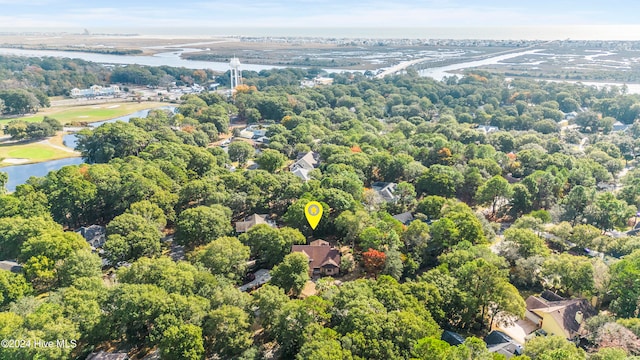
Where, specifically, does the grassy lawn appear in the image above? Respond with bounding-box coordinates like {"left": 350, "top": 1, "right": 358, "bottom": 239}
{"left": 0, "top": 101, "right": 169, "bottom": 125}
{"left": 8, "top": 148, "right": 56, "bottom": 159}
{"left": 0, "top": 142, "right": 78, "bottom": 166}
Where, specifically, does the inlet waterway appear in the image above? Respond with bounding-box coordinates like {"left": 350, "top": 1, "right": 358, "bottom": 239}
{"left": 3, "top": 107, "right": 175, "bottom": 192}
{"left": 0, "top": 47, "right": 281, "bottom": 72}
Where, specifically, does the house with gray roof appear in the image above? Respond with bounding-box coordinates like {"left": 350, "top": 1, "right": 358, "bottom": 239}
{"left": 290, "top": 151, "right": 319, "bottom": 181}
{"left": 75, "top": 225, "right": 107, "bottom": 249}
{"left": 235, "top": 214, "right": 276, "bottom": 233}
{"left": 371, "top": 182, "right": 398, "bottom": 202}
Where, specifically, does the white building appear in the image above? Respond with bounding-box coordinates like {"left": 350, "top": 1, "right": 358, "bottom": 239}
{"left": 71, "top": 85, "right": 121, "bottom": 98}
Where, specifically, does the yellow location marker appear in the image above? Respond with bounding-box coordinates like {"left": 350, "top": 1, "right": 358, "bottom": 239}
{"left": 304, "top": 201, "right": 323, "bottom": 230}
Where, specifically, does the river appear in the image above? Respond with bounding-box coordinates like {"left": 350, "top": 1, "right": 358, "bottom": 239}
{"left": 4, "top": 46, "right": 639, "bottom": 92}
{"left": 0, "top": 47, "right": 282, "bottom": 72}
{"left": 3, "top": 106, "right": 175, "bottom": 192}
{"left": 416, "top": 49, "right": 640, "bottom": 94}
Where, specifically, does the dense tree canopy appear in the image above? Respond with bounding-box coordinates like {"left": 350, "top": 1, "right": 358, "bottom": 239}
{"left": 1, "top": 59, "right": 639, "bottom": 359}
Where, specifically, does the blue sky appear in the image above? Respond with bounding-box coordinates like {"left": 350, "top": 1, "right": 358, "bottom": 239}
{"left": 1, "top": 0, "right": 639, "bottom": 31}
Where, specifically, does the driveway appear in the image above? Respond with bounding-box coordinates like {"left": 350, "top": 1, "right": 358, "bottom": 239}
{"left": 496, "top": 319, "right": 538, "bottom": 345}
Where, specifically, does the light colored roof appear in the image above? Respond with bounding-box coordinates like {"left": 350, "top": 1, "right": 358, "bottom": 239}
{"left": 291, "top": 151, "right": 318, "bottom": 171}
{"left": 372, "top": 182, "right": 397, "bottom": 201}
{"left": 292, "top": 167, "right": 312, "bottom": 181}
{"left": 0, "top": 261, "right": 22, "bottom": 272}
{"left": 392, "top": 212, "right": 414, "bottom": 224}
{"left": 235, "top": 214, "right": 271, "bottom": 233}
{"left": 310, "top": 239, "right": 330, "bottom": 247}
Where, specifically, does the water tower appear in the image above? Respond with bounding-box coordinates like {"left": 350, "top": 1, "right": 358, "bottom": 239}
{"left": 230, "top": 57, "right": 242, "bottom": 90}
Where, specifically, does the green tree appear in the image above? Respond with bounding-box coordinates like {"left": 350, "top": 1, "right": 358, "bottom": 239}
{"left": 19, "top": 230, "right": 89, "bottom": 289}
{"left": 190, "top": 236, "right": 250, "bottom": 282}
{"left": 416, "top": 195, "right": 446, "bottom": 220}
{"left": 203, "top": 305, "right": 252, "bottom": 358}
{"left": 541, "top": 253, "right": 594, "bottom": 297}
{"left": 270, "top": 252, "right": 310, "bottom": 296}
{"left": 0, "top": 270, "right": 32, "bottom": 307}
{"left": 510, "top": 183, "right": 533, "bottom": 217}
{"left": 502, "top": 228, "right": 550, "bottom": 259}
{"left": 252, "top": 284, "right": 290, "bottom": 332}
{"left": 228, "top": 141, "right": 255, "bottom": 165}
{"left": 76, "top": 121, "right": 153, "bottom": 163}
{"left": 524, "top": 335, "right": 586, "bottom": 359}
{"left": 610, "top": 250, "right": 640, "bottom": 318}
{"left": 104, "top": 213, "right": 162, "bottom": 263}
{"left": 58, "top": 249, "right": 102, "bottom": 287}
{"left": 126, "top": 200, "right": 167, "bottom": 231}
{"left": 0, "top": 216, "right": 62, "bottom": 259}
{"left": 429, "top": 217, "right": 460, "bottom": 254}
{"left": 273, "top": 297, "right": 331, "bottom": 357}
{"left": 105, "top": 283, "right": 208, "bottom": 345}
{"left": 562, "top": 185, "right": 595, "bottom": 225}
{"left": 585, "top": 192, "right": 634, "bottom": 231}
{"left": 239, "top": 225, "right": 305, "bottom": 267}
{"left": 174, "top": 205, "right": 233, "bottom": 248}
{"left": 160, "top": 324, "right": 205, "bottom": 360}
{"left": 44, "top": 165, "right": 97, "bottom": 228}
{"left": 476, "top": 175, "right": 512, "bottom": 216}
{"left": 297, "top": 325, "right": 354, "bottom": 360}
{"left": 255, "top": 149, "right": 287, "bottom": 172}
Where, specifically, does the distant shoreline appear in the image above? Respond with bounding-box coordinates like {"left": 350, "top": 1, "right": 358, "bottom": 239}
{"left": 3, "top": 26, "right": 640, "bottom": 41}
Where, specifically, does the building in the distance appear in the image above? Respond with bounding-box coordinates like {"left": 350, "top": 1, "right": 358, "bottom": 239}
{"left": 70, "top": 85, "right": 121, "bottom": 98}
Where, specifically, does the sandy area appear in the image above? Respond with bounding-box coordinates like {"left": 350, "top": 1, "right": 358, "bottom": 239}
{"left": 2, "top": 158, "right": 29, "bottom": 164}
{"left": 107, "top": 105, "right": 121, "bottom": 108}
{"left": 0, "top": 33, "right": 239, "bottom": 55}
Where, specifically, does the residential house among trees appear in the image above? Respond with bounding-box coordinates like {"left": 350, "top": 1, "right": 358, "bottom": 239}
{"left": 372, "top": 182, "right": 398, "bottom": 202}
{"left": 290, "top": 151, "right": 319, "bottom": 182}
{"left": 292, "top": 240, "right": 341, "bottom": 277}
{"left": 235, "top": 214, "right": 275, "bottom": 233}
{"left": 75, "top": 225, "right": 107, "bottom": 249}
{"left": 525, "top": 290, "right": 597, "bottom": 340}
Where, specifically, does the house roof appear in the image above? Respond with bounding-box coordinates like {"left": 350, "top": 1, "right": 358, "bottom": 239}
{"left": 441, "top": 330, "right": 465, "bottom": 346}
{"left": 487, "top": 342, "right": 524, "bottom": 358}
{"left": 310, "top": 239, "right": 330, "bottom": 247}
{"left": 75, "top": 225, "right": 107, "bottom": 248}
{"left": 235, "top": 214, "right": 272, "bottom": 233}
{"left": 371, "top": 182, "right": 397, "bottom": 201}
{"left": 290, "top": 151, "right": 318, "bottom": 171}
{"left": 0, "top": 261, "right": 22, "bottom": 273}
{"left": 392, "top": 211, "right": 414, "bottom": 225}
{"left": 292, "top": 167, "right": 312, "bottom": 181}
{"left": 485, "top": 330, "right": 514, "bottom": 346}
{"left": 292, "top": 244, "right": 341, "bottom": 270}
{"left": 525, "top": 292, "right": 597, "bottom": 338}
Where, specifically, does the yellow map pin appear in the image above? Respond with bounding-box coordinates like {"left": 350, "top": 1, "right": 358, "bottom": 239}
{"left": 305, "top": 201, "right": 323, "bottom": 230}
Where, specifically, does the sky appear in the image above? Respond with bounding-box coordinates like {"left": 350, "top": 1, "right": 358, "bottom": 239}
{"left": 1, "top": 0, "right": 640, "bottom": 37}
